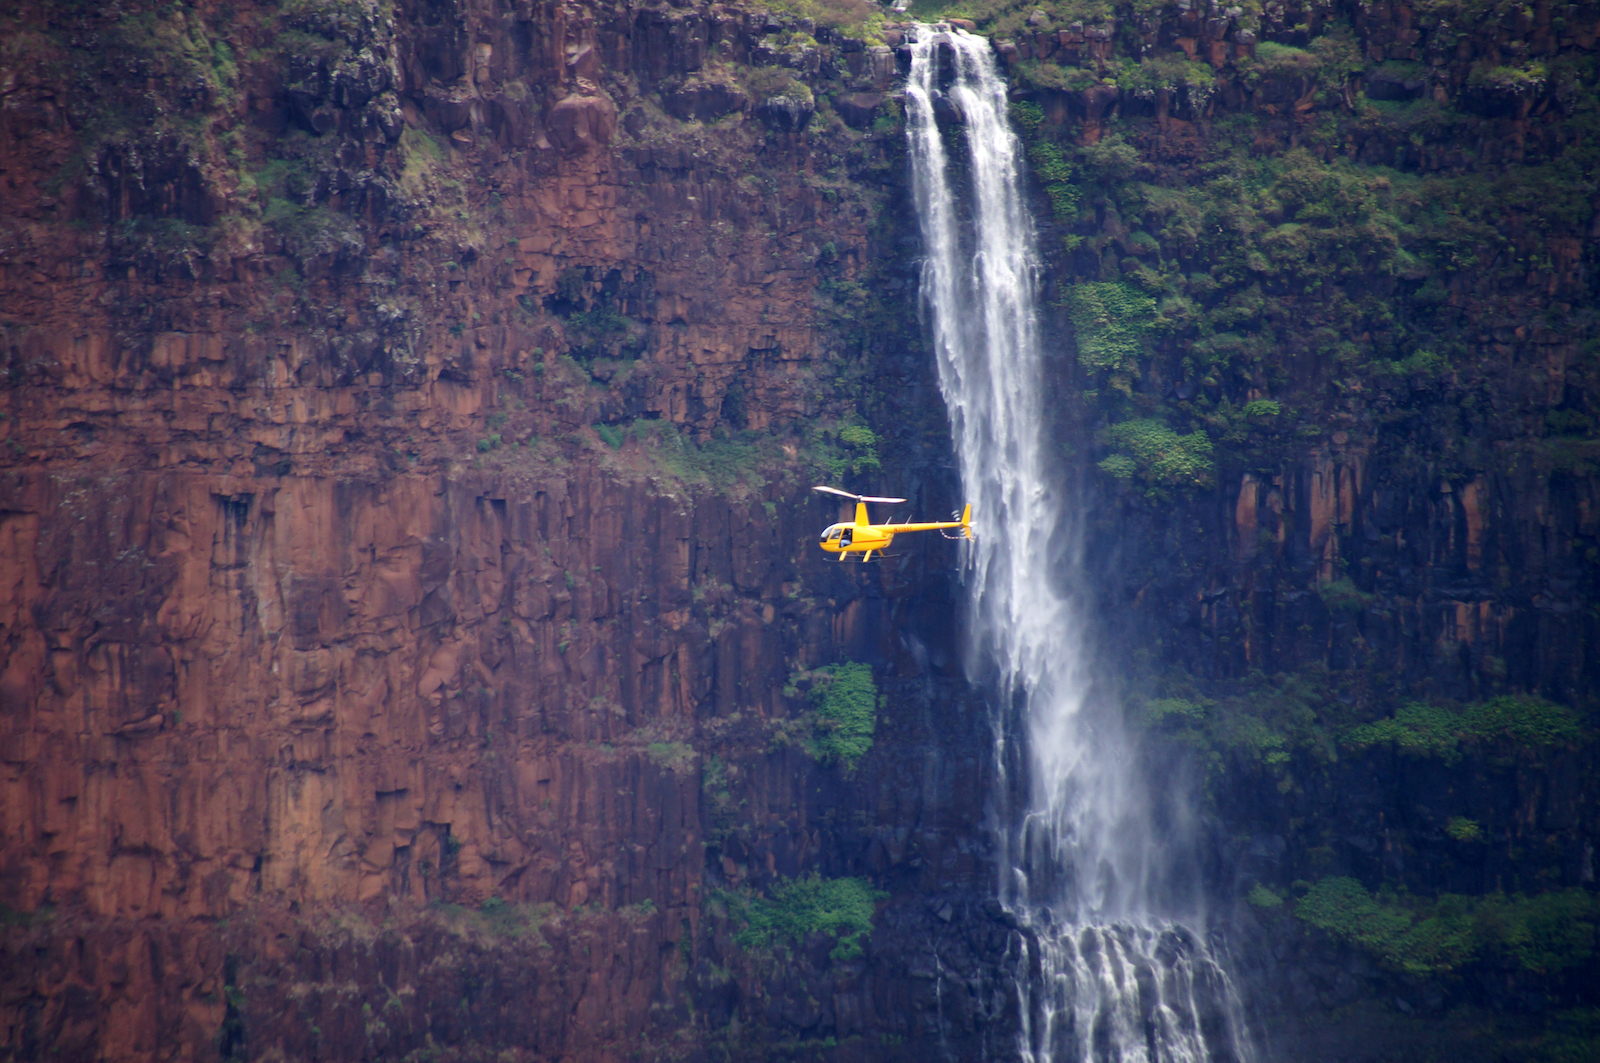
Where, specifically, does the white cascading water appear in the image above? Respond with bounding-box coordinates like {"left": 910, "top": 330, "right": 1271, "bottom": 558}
{"left": 905, "top": 25, "right": 1254, "bottom": 1063}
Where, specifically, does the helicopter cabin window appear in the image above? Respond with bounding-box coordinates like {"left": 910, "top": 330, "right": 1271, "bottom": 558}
{"left": 821, "top": 524, "right": 846, "bottom": 543}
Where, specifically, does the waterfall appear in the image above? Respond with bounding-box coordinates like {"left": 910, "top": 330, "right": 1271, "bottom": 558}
{"left": 904, "top": 25, "right": 1254, "bottom": 1063}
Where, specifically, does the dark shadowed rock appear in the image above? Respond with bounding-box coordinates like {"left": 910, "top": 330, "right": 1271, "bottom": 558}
{"left": 662, "top": 82, "right": 749, "bottom": 122}
{"left": 1365, "top": 66, "right": 1425, "bottom": 101}
{"left": 755, "top": 94, "right": 814, "bottom": 132}
{"left": 835, "top": 91, "right": 883, "bottom": 129}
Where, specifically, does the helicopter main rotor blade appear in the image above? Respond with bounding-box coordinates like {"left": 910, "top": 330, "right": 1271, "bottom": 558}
{"left": 812, "top": 485, "right": 908, "bottom": 504}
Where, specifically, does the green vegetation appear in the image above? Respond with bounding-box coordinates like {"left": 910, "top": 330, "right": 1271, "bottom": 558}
{"left": 742, "top": 65, "right": 816, "bottom": 107}
{"left": 623, "top": 420, "right": 770, "bottom": 488}
{"left": 701, "top": 755, "right": 743, "bottom": 844}
{"left": 830, "top": 424, "right": 882, "bottom": 476}
{"left": 998, "top": 29, "right": 1600, "bottom": 485}
{"left": 1247, "top": 884, "right": 1285, "bottom": 908}
{"left": 429, "top": 897, "right": 550, "bottom": 941}
{"left": 398, "top": 128, "right": 446, "bottom": 197}
{"left": 1295, "top": 878, "right": 1600, "bottom": 977}
{"left": 1345, "top": 697, "right": 1585, "bottom": 762}
{"left": 1061, "top": 282, "right": 1158, "bottom": 385}
{"left": 1098, "top": 418, "right": 1214, "bottom": 493}
{"left": 281, "top": 0, "right": 381, "bottom": 45}
{"left": 803, "top": 662, "right": 880, "bottom": 771}
{"left": 565, "top": 300, "right": 644, "bottom": 361}
{"left": 726, "top": 874, "right": 886, "bottom": 960}
{"left": 1446, "top": 817, "right": 1484, "bottom": 843}
{"left": 1118, "top": 53, "right": 1218, "bottom": 107}
{"left": 0, "top": 903, "right": 53, "bottom": 927}
{"left": 1135, "top": 669, "right": 1342, "bottom": 788}
{"left": 944, "top": 0, "right": 1144, "bottom": 36}
{"left": 1026, "top": 139, "right": 1080, "bottom": 223}
{"left": 565, "top": 415, "right": 886, "bottom": 496}
{"left": 751, "top": 0, "right": 886, "bottom": 42}
{"left": 644, "top": 741, "right": 696, "bottom": 771}
{"left": 1011, "top": 59, "right": 1101, "bottom": 94}
{"left": 1317, "top": 577, "right": 1372, "bottom": 614}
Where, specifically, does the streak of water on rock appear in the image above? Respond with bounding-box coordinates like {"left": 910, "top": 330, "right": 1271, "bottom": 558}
{"left": 905, "top": 24, "right": 1254, "bottom": 1063}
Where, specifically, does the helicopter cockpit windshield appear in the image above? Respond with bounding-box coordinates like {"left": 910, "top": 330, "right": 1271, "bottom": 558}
{"left": 820, "top": 523, "right": 846, "bottom": 543}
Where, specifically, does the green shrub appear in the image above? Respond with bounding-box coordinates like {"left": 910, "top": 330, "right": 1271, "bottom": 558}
{"left": 1446, "top": 817, "right": 1484, "bottom": 842}
{"left": 1248, "top": 884, "right": 1285, "bottom": 908}
{"left": 1295, "top": 877, "right": 1475, "bottom": 974}
{"left": 1345, "top": 697, "right": 1584, "bottom": 760}
{"left": 702, "top": 755, "right": 741, "bottom": 843}
{"left": 1468, "top": 61, "right": 1548, "bottom": 94}
{"left": 1025, "top": 139, "right": 1081, "bottom": 222}
{"left": 742, "top": 65, "right": 815, "bottom": 106}
{"left": 1118, "top": 53, "right": 1218, "bottom": 106}
{"left": 644, "top": 741, "right": 695, "bottom": 770}
{"left": 450, "top": 896, "right": 547, "bottom": 939}
{"left": 1062, "top": 282, "right": 1158, "bottom": 381}
{"left": 262, "top": 197, "right": 362, "bottom": 263}
{"left": 623, "top": 420, "right": 770, "bottom": 489}
{"left": 1318, "top": 577, "right": 1372, "bottom": 614}
{"left": 1079, "top": 133, "right": 1140, "bottom": 181}
{"left": 1099, "top": 419, "right": 1214, "bottom": 491}
{"left": 1010, "top": 101, "right": 1044, "bottom": 131}
{"left": 1247, "top": 41, "right": 1320, "bottom": 79}
{"left": 1346, "top": 702, "right": 1464, "bottom": 760}
{"left": 749, "top": 0, "right": 884, "bottom": 41}
{"left": 1145, "top": 697, "right": 1208, "bottom": 723}
{"left": 1011, "top": 60, "right": 1100, "bottom": 93}
{"left": 807, "top": 662, "right": 879, "bottom": 770}
{"left": 1461, "top": 695, "right": 1584, "bottom": 747}
{"left": 732, "top": 874, "right": 886, "bottom": 960}
{"left": 836, "top": 424, "right": 882, "bottom": 474}
{"left": 1474, "top": 891, "right": 1599, "bottom": 974}
{"left": 1373, "top": 349, "right": 1449, "bottom": 377}
{"left": 1296, "top": 878, "right": 1599, "bottom": 976}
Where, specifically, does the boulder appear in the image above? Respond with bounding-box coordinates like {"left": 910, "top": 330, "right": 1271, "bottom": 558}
{"left": 662, "top": 82, "right": 749, "bottom": 122}
{"left": 834, "top": 91, "right": 883, "bottom": 129}
{"left": 546, "top": 93, "right": 617, "bottom": 152}
{"left": 755, "top": 94, "right": 814, "bottom": 132}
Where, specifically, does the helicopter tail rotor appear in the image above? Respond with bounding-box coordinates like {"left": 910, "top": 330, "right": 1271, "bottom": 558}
{"left": 941, "top": 504, "right": 975, "bottom": 540}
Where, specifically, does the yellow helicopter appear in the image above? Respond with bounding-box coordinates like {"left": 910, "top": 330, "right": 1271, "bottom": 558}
{"left": 814, "top": 485, "right": 972, "bottom": 562}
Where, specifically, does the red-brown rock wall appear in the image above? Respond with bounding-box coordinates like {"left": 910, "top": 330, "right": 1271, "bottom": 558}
{"left": 0, "top": 0, "right": 1003, "bottom": 1058}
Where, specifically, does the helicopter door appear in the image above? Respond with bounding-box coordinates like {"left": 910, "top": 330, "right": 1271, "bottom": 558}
{"left": 839, "top": 528, "right": 852, "bottom": 547}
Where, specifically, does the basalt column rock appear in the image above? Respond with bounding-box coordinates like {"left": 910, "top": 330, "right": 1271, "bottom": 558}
{"left": 0, "top": 0, "right": 1009, "bottom": 1059}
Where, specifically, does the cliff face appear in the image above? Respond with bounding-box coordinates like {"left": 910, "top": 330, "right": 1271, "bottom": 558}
{"left": 985, "top": 0, "right": 1600, "bottom": 1054}
{"left": 0, "top": 0, "right": 1014, "bottom": 1058}
{"left": 3, "top": 0, "right": 1599, "bottom": 1059}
